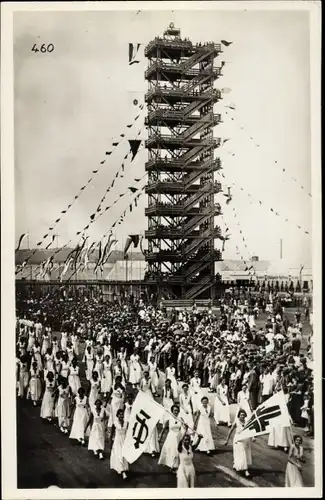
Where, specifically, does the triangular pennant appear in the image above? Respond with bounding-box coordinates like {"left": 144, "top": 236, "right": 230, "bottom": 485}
{"left": 128, "top": 186, "right": 138, "bottom": 194}
{"left": 128, "top": 139, "right": 141, "bottom": 161}
{"left": 127, "top": 124, "right": 133, "bottom": 128}
{"left": 112, "top": 142, "right": 119, "bottom": 147}
{"left": 15, "top": 233, "right": 28, "bottom": 252}
{"left": 105, "top": 152, "right": 112, "bottom": 155}
{"left": 100, "top": 161, "right": 105, "bottom": 165}
{"left": 90, "top": 214, "right": 96, "bottom": 221}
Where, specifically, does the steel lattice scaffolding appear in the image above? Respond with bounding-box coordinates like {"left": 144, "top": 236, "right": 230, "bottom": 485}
{"left": 144, "top": 24, "right": 224, "bottom": 301}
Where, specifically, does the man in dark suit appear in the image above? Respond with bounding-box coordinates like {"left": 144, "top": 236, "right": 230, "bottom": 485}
{"left": 247, "top": 363, "right": 259, "bottom": 410}
{"left": 291, "top": 333, "right": 301, "bottom": 356}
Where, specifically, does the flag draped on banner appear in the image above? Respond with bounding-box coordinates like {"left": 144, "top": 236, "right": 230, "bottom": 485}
{"left": 236, "top": 391, "right": 291, "bottom": 441}
{"left": 122, "top": 391, "right": 165, "bottom": 464}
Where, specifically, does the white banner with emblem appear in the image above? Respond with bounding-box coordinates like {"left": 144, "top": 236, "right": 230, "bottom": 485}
{"left": 122, "top": 390, "right": 165, "bottom": 463}
{"left": 236, "top": 390, "right": 291, "bottom": 441}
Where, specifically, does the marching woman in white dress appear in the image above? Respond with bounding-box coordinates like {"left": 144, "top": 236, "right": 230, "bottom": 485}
{"left": 71, "top": 333, "right": 80, "bottom": 356}
{"left": 69, "top": 387, "right": 89, "bottom": 445}
{"left": 109, "top": 376, "right": 126, "bottom": 426}
{"left": 119, "top": 348, "right": 129, "bottom": 382}
{"left": 68, "top": 358, "right": 81, "bottom": 396}
{"left": 86, "top": 399, "right": 108, "bottom": 460}
{"left": 224, "top": 409, "right": 252, "bottom": 477}
{"left": 166, "top": 363, "right": 178, "bottom": 399}
{"left": 84, "top": 345, "right": 94, "bottom": 381}
{"left": 237, "top": 383, "right": 252, "bottom": 419}
{"left": 214, "top": 379, "right": 231, "bottom": 427}
{"left": 189, "top": 371, "right": 203, "bottom": 415}
{"left": 60, "top": 353, "right": 70, "bottom": 379}
{"left": 40, "top": 371, "right": 56, "bottom": 421}
{"left": 27, "top": 328, "right": 36, "bottom": 353}
{"left": 112, "top": 359, "right": 126, "bottom": 387}
{"left": 60, "top": 331, "right": 68, "bottom": 352}
{"left": 44, "top": 349, "right": 55, "bottom": 377}
{"left": 109, "top": 408, "right": 129, "bottom": 479}
{"left": 66, "top": 341, "right": 75, "bottom": 363}
{"left": 140, "top": 371, "right": 155, "bottom": 397}
{"left": 161, "top": 379, "right": 175, "bottom": 425}
{"left": 285, "top": 435, "right": 304, "bottom": 487}
{"left": 128, "top": 351, "right": 142, "bottom": 387}
{"left": 32, "top": 342, "right": 43, "bottom": 371}
{"left": 51, "top": 336, "right": 59, "bottom": 358}
{"left": 55, "top": 377, "right": 72, "bottom": 434}
{"left": 41, "top": 332, "right": 51, "bottom": 356}
{"left": 158, "top": 404, "right": 184, "bottom": 473}
{"left": 94, "top": 349, "right": 104, "bottom": 380}
{"left": 17, "top": 356, "right": 29, "bottom": 398}
{"left": 177, "top": 430, "right": 203, "bottom": 488}
{"left": 179, "top": 384, "right": 194, "bottom": 433}
{"left": 28, "top": 361, "right": 42, "bottom": 406}
{"left": 195, "top": 396, "right": 215, "bottom": 455}
{"left": 101, "top": 355, "right": 113, "bottom": 398}
{"left": 88, "top": 371, "right": 101, "bottom": 408}
{"left": 148, "top": 355, "right": 159, "bottom": 396}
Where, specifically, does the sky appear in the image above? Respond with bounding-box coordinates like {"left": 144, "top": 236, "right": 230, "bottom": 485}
{"left": 14, "top": 8, "right": 312, "bottom": 267}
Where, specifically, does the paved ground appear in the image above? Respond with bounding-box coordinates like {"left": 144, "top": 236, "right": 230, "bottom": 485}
{"left": 17, "top": 309, "right": 314, "bottom": 489}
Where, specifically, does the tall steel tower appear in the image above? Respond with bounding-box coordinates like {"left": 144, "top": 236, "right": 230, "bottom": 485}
{"left": 144, "top": 24, "right": 223, "bottom": 301}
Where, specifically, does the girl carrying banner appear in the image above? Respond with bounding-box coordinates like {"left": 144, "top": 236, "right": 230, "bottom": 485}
{"left": 224, "top": 409, "right": 252, "bottom": 477}
{"left": 110, "top": 408, "right": 129, "bottom": 480}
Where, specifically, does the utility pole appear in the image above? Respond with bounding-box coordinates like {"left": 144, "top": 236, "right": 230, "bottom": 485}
{"left": 280, "top": 238, "right": 283, "bottom": 260}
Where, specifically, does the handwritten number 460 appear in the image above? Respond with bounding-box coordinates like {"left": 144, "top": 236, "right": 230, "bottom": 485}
{"left": 31, "top": 43, "right": 54, "bottom": 53}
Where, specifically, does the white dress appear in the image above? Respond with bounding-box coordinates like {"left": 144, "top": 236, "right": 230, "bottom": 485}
{"left": 40, "top": 379, "right": 56, "bottom": 418}
{"left": 110, "top": 387, "right": 125, "bottom": 425}
{"left": 41, "top": 335, "right": 50, "bottom": 356}
{"left": 166, "top": 367, "right": 178, "bottom": 399}
{"left": 60, "top": 332, "right": 68, "bottom": 351}
{"left": 179, "top": 393, "right": 194, "bottom": 432}
{"left": 285, "top": 444, "right": 304, "bottom": 487}
{"left": 214, "top": 384, "right": 231, "bottom": 424}
{"left": 32, "top": 346, "right": 43, "bottom": 370}
{"left": 233, "top": 418, "right": 252, "bottom": 471}
{"left": 161, "top": 387, "right": 174, "bottom": 425}
{"left": 189, "top": 377, "right": 202, "bottom": 414}
{"left": 268, "top": 425, "right": 291, "bottom": 448}
{"left": 52, "top": 340, "right": 59, "bottom": 358}
{"left": 88, "top": 406, "right": 106, "bottom": 451}
{"left": 129, "top": 354, "right": 142, "bottom": 385}
{"left": 101, "top": 361, "right": 113, "bottom": 393}
{"left": 148, "top": 361, "right": 159, "bottom": 392}
{"left": 29, "top": 367, "right": 42, "bottom": 401}
{"left": 196, "top": 405, "right": 215, "bottom": 452}
{"left": 68, "top": 365, "right": 81, "bottom": 395}
{"left": 89, "top": 379, "right": 101, "bottom": 408}
{"left": 69, "top": 395, "right": 89, "bottom": 441}
{"left": 110, "top": 421, "right": 129, "bottom": 474}
{"left": 177, "top": 446, "right": 196, "bottom": 488}
{"left": 158, "top": 416, "right": 183, "bottom": 469}
{"left": 56, "top": 386, "right": 71, "bottom": 428}
{"left": 60, "top": 360, "right": 70, "bottom": 379}
{"left": 237, "top": 390, "right": 252, "bottom": 419}
{"left": 27, "top": 331, "right": 36, "bottom": 352}
{"left": 94, "top": 355, "right": 104, "bottom": 379}
{"left": 84, "top": 351, "right": 94, "bottom": 381}
{"left": 18, "top": 361, "right": 29, "bottom": 397}
{"left": 71, "top": 334, "right": 79, "bottom": 356}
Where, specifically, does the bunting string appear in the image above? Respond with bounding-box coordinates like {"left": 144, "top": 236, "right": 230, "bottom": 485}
{"left": 19, "top": 104, "right": 146, "bottom": 269}
{"left": 223, "top": 107, "right": 312, "bottom": 199}
{"left": 217, "top": 166, "right": 311, "bottom": 237}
